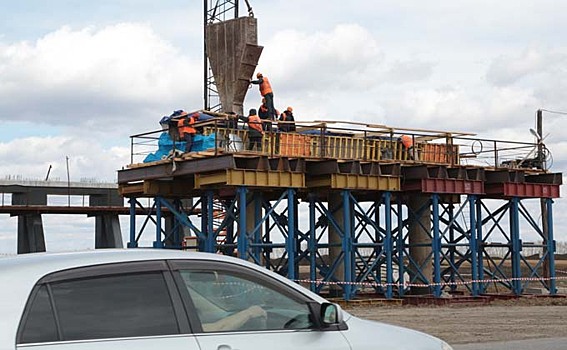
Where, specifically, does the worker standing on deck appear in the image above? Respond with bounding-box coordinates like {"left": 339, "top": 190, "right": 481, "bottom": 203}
{"left": 258, "top": 98, "right": 273, "bottom": 131}
{"left": 250, "top": 73, "right": 277, "bottom": 121}
{"left": 278, "top": 107, "right": 296, "bottom": 132}
{"left": 237, "top": 109, "right": 264, "bottom": 151}
{"left": 400, "top": 135, "right": 418, "bottom": 160}
{"left": 178, "top": 111, "right": 198, "bottom": 153}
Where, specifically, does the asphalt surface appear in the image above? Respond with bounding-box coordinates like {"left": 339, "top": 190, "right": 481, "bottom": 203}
{"left": 453, "top": 337, "right": 567, "bottom": 350}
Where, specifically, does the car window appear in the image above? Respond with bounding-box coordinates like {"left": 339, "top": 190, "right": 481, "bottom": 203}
{"left": 19, "top": 285, "right": 59, "bottom": 344}
{"left": 178, "top": 270, "right": 313, "bottom": 333}
{"left": 50, "top": 272, "right": 179, "bottom": 341}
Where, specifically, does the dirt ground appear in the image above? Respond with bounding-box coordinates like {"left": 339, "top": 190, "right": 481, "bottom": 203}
{"left": 344, "top": 297, "right": 567, "bottom": 345}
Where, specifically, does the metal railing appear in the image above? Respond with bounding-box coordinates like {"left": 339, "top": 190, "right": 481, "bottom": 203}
{"left": 128, "top": 117, "right": 545, "bottom": 172}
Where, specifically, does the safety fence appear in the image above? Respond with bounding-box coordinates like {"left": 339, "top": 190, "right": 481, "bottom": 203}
{"left": 293, "top": 275, "right": 567, "bottom": 290}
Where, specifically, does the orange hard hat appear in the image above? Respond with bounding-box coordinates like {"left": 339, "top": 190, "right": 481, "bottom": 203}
{"left": 256, "top": 72, "right": 263, "bottom": 78}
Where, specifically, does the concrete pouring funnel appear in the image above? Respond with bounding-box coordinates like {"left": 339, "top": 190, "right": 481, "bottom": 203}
{"left": 206, "top": 16, "right": 263, "bottom": 115}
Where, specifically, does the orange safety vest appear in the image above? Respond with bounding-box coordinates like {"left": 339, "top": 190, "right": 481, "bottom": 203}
{"left": 248, "top": 114, "right": 264, "bottom": 133}
{"left": 400, "top": 135, "right": 413, "bottom": 148}
{"left": 259, "top": 77, "right": 273, "bottom": 96}
{"left": 178, "top": 114, "right": 197, "bottom": 137}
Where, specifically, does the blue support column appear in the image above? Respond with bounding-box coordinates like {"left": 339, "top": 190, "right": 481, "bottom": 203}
{"left": 384, "top": 192, "right": 393, "bottom": 299}
{"left": 253, "top": 193, "right": 262, "bottom": 262}
{"left": 432, "top": 194, "right": 442, "bottom": 297}
{"left": 468, "top": 195, "right": 479, "bottom": 296}
{"left": 510, "top": 197, "right": 523, "bottom": 295}
{"left": 237, "top": 187, "right": 248, "bottom": 260}
{"left": 476, "top": 198, "right": 485, "bottom": 293}
{"left": 342, "top": 190, "right": 353, "bottom": 300}
{"left": 286, "top": 189, "right": 297, "bottom": 280}
{"left": 546, "top": 198, "right": 557, "bottom": 295}
{"left": 308, "top": 195, "right": 317, "bottom": 292}
{"left": 204, "top": 191, "right": 216, "bottom": 253}
{"left": 397, "top": 198, "right": 405, "bottom": 297}
{"left": 153, "top": 197, "right": 163, "bottom": 248}
{"left": 448, "top": 203, "right": 456, "bottom": 292}
{"left": 127, "top": 198, "right": 138, "bottom": 248}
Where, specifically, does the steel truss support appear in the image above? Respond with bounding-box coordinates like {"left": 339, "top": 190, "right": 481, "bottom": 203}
{"left": 306, "top": 191, "right": 396, "bottom": 300}
{"left": 398, "top": 194, "right": 557, "bottom": 297}
{"left": 125, "top": 190, "right": 557, "bottom": 299}
{"left": 127, "top": 197, "right": 202, "bottom": 249}
{"left": 472, "top": 197, "right": 556, "bottom": 295}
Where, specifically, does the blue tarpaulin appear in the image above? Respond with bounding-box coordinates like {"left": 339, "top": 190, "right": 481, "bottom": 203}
{"left": 143, "top": 132, "right": 186, "bottom": 163}
{"left": 143, "top": 132, "right": 218, "bottom": 162}
{"left": 192, "top": 133, "right": 217, "bottom": 152}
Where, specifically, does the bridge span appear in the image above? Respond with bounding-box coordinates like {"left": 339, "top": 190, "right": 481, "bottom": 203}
{"left": 0, "top": 180, "right": 124, "bottom": 253}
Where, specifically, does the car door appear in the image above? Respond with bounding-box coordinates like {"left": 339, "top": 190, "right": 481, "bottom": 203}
{"left": 169, "top": 260, "right": 351, "bottom": 350}
{"left": 16, "top": 261, "right": 200, "bottom": 350}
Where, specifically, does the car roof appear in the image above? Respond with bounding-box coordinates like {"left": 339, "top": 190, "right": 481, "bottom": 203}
{"left": 0, "top": 249, "right": 327, "bottom": 346}
{"left": 0, "top": 249, "right": 233, "bottom": 277}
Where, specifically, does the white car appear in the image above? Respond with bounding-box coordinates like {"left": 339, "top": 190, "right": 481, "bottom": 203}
{"left": 0, "top": 249, "right": 453, "bottom": 350}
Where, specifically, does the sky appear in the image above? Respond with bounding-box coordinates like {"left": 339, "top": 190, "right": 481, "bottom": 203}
{"left": 1, "top": 0, "right": 567, "bottom": 253}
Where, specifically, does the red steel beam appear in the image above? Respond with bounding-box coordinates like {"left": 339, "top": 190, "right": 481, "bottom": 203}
{"left": 485, "top": 183, "right": 560, "bottom": 198}
{"left": 402, "top": 179, "right": 484, "bottom": 194}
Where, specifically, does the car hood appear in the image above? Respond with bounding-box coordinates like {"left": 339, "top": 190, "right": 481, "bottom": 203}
{"left": 342, "top": 316, "right": 446, "bottom": 350}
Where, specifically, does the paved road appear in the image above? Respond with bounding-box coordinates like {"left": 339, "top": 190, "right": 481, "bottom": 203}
{"left": 453, "top": 337, "right": 567, "bottom": 350}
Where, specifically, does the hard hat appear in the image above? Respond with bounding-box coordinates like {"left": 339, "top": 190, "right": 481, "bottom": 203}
{"left": 286, "top": 106, "right": 293, "bottom": 112}
{"left": 256, "top": 72, "right": 263, "bottom": 78}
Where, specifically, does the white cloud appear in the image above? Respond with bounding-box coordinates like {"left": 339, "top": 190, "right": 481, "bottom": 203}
{"left": 256, "top": 24, "right": 383, "bottom": 92}
{"left": 0, "top": 23, "right": 202, "bottom": 138}
{"left": 487, "top": 48, "right": 548, "bottom": 86}
{"left": 0, "top": 136, "right": 129, "bottom": 182}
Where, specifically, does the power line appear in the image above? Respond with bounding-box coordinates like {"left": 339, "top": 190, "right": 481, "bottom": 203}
{"left": 540, "top": 109, "right": 567, "bottom": 116}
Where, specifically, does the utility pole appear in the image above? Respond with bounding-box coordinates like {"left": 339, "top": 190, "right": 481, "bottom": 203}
{"left": 536, "top": 109, "right": 552, "bottom": 289}
{"left": 536, "top": 109, "right": 543, "bottom": 169}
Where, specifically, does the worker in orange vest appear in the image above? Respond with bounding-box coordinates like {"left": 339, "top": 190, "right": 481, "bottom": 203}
{"left": 178, "top": 112, "right": 198, "bottom": 153}
{"left": 258, "top": 97, "right": 273, "bottom": 131}
{"left": 250, "top": 73, "right": 277, "bottom": 121}
{"left": 399, "top": 135, "right": 418, "bottom": 160}
{"left": 237, "top": 109, "right": 264, "bottom": 151}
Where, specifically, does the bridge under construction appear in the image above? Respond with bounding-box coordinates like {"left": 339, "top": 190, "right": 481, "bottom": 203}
{"left": 119, "top": 114, "right": 561, "bottom": 300}
{"left": 116, "top": 1, "right": 563, "bottom": 300}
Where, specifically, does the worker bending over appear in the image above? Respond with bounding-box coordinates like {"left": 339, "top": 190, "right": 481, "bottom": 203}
{"left": 250, "top": 73, "right": 277, "bottom": 121}
{"left": 236, "top": 109, "right": 264, "bottom": 151}
{"left": 400, "top": 135, "right": 418, "bottom": 160}
{"left": 178, "top": 112, "right": 199, "bottom": 153}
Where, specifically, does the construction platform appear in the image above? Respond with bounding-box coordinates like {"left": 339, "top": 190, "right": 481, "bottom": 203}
{"left": 118, "top": 117, "right": 562, "bottom": 300}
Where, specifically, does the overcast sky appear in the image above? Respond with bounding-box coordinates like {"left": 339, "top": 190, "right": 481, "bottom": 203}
{"left": 1, "top": 0, "right": 566, "bottom": 253}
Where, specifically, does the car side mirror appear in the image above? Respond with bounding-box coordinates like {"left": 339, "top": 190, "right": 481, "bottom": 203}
{"left": 307, "top": 302, "right": 344, "bottom": 329}
{"left": 321, "top": 303, "right": 343, "bottom": 326}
